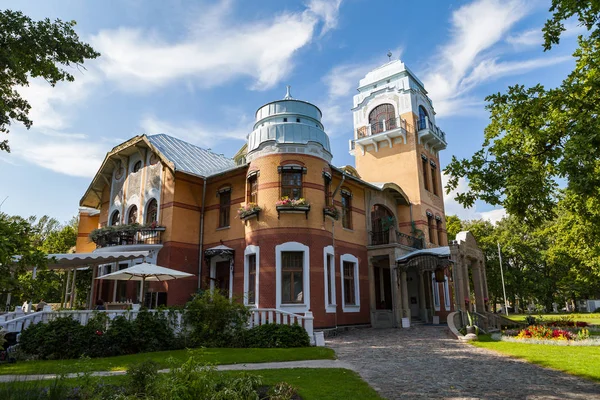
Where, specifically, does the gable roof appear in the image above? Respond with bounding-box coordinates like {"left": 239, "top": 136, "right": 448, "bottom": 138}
{"left": 147, "top": 134, "right": 237, "bottom": 177}
{"left": 80, "top": 134, "right": 240, "bottom": 208}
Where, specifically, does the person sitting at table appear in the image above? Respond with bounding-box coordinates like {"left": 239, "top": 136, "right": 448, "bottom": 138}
{"left": 95, "top": 299, "right": 106, "bottom": 310}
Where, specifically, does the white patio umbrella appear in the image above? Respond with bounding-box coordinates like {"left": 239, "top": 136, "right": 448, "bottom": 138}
{"left": 96, "top": 262, "right": 194, "bottom": 305}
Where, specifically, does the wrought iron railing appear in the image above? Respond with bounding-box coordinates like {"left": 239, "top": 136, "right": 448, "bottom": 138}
{"left": 417, "top": 117, "right": 446, "bottom": 142}
{"left": 356, "top": 117, "right": 409, "bottom": 138}
{"left": 369, "top": 230, "right": 424, "bottom": 249}
{"left": 95, "top": 227, "right": 165, "bottom": 248}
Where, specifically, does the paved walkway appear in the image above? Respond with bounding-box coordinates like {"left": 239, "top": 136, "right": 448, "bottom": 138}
{"left": 326, "top": 326, "right": 600, "bottom": 400}
{"left": 0, "top": 359, "right": 354, "bottom": 383}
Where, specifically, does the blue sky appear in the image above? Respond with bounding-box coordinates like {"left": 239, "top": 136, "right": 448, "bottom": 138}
{"left": 0, "top": 0, "right": 582, "bottom": 224}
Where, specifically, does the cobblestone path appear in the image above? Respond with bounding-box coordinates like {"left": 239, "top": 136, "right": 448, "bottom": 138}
{"left": 326, "top": 326, "right": 600, "bottom": 400}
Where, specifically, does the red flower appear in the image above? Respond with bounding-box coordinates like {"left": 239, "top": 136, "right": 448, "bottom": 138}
{"left": 95, "top": 330, "right": 103, "bottom": 336}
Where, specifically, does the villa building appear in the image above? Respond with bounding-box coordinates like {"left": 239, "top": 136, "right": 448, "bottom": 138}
{"left": 76, "top": 60, "right": 489, "bottom": 329}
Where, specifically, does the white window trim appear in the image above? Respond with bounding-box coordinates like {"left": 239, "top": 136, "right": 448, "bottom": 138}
{"left": 431, "top": 273, "right": 441, "bottom": 311}
{"left": 443, "top": 276, "right": 451, "bottom": 311}
{"left": 323, "top": 246, "right": 336, "bottom": 313}
{"left": 209, "top": 255, "right": 233, "bottom": 300}
{"left": 276, "top": 242, "right": 310, "bottom": 313}
{"left": 244, "top": 245, "right": 260, "bottom": 308}
{"left": 340, "top": 253, "right": 360, "bottom": 313}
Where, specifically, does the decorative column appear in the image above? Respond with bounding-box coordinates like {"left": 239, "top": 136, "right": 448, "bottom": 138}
{"left": 480, "top": 259, "right": 489, "bottom": 309}
{"left": 472, "top": 264, "right": 485, "bottom": 313}
{"left": 418, "top": 271, "right": 428, "bottom": 322}
{"left": 463, "top": 260, "right": 471, "bottom": 312}
{"left": 401, "top": 270, "right": 410, "bottom": 321}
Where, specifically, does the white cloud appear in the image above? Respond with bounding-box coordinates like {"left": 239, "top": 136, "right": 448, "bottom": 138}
{"left": 442, "top": 172, "right": 506, "bottom": 224}
{"left": 507, "top": 28, "right": 541, "bottom": 46}
{"left": 507, "top": 20, "right": 588, "bottom": 48}
{"left": 140, "top": 115, "right": 248, "bottom": 149}
{"left": 308, "top": 0, "right": 343, "bottom": 37}
{"left": 5, "top": 73, "right": 106, "bottom": 178}
{"left": 92, "top": 0, "right": 342, "bottom": 92}
{"left": 422, "top": 0, "right": 569, "bottom": 116}
{"left": 319, "top": 48, "right": 403, "bottom": 136}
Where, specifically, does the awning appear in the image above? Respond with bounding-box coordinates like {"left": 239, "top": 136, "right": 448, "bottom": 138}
{"left": 45, "top": 251, "right": 150, "bottom": 269}
{"left": 204, "top": 245, "right": 234, "bottom": 260}
{"left": 396, "top": 246, "right": 450, "bottom": 263}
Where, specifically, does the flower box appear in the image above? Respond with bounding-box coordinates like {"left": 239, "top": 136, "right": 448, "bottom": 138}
{"left": 276, "top": 205, "right": 311, "bottom": 219}
{"left": 275, "top": 197, "right": 310, "bottom": 219}
{"left": 238, "top": 203, "right": 261, "bottom": 222}
{"left": 323, "top": 206, "right": 339, "bottom": 221}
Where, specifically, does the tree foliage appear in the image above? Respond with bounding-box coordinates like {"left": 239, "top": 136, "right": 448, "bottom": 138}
{"left": 445, "top": 1, "right": 600, "bottom": 281}
{"left": 0, "top": 9, "right": 100, "bottom": 152}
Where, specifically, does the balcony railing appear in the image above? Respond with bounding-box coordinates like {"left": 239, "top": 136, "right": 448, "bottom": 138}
{"left": 91, "top": 226, "right": 165, "bottom": 248}
{"left": 417, "top": 117, "right": 446, "bottom": 143}
{"left": 369, "top": 229, "right": 424, "bottom": 249}
{"left": 356, "top": 117, "right": 409, "bottom": 139}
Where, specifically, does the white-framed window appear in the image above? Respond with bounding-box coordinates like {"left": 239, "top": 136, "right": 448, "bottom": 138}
{"left": 444, "top": 276, "right": 451, "bottom": 311}
{"left": 340, "top": 254, "right": 360, "bottom": 312}
{"left": 244, "top": 245, "right": 260, "bottom": 307}
{"left": 276, "top": 242, "right": 310, "bottom": 312}
{"left": 431, "top": 273, "right": 441, "bottom": 311}
{"left": 323, "top": 246, "right": 336, "bottom": 313}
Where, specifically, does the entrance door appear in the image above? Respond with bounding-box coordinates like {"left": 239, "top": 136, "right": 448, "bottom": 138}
{"left": 371, "top": 257, "right": 394, "bottom": 328}
{"left": 407, "top": 270, "right": 421, "bottom": 319}
{"left": 215, "top": 260, "right": 230, "bottom": 298}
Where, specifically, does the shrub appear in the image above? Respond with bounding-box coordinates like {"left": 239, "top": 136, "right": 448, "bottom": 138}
{"left": 245, "top": 323, "right": 310, "bottom": 348}
{"left": 126, "top": 360, "right": 160, "bottom": 396}
{"left": 184, "top": 290, "right": 250, "bottom": 347}
{"left": 104, "top": 315, "right": 137, "bottom": 356}
{"left": 133, "top": 309, "right": 175, "bottom": 352}
{"left": 154, "top": 356, "right": 262, "bottom": 399}
{"left": 268, "top": 382, "right": 298, "bottom": 400}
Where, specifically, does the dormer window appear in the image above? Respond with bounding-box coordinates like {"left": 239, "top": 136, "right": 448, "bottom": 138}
{"left": 133, "top": 160, "right": 142, "bottom": 173}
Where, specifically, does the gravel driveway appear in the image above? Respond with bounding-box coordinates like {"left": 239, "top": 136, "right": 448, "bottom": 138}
{"left": 326, "top": 326, "right": 600, "bottom": 400}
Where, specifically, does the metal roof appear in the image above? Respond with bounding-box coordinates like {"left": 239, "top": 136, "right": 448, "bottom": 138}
{"left": 147, "top": 134, "right": 237, "bottom": 178}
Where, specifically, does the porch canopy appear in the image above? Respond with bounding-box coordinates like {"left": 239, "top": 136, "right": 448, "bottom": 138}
{"left": 396, "top": 246, "right": 453, "bottom": 279}
{"left": 204, "top": 244, "right": 234, "bottom": 261}
{"left": 45, "top": 251, "right": 151, "bottom": 270}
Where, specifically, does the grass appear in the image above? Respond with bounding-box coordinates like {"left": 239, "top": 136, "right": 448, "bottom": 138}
{"left": 473, "top": 335, "right": 600, "bottom": 382}
{"left": 505, "top": 313, "right": 600, "bottom": 325}
{"left": 0, "top": 368, "right": 383, "bottom": 400}
{"left": 0, "top": 347, "right": 336, "bottom": 376}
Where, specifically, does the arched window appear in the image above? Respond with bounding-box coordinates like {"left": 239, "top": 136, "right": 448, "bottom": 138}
{"left": 371, "top": 205, "right": 394, "bottom": 245}
{"left": 368, "top": 104, "right": 396, "bottom": 134}
{"left": 145, "top": 199, "right": 158, "bottom": 225}
{"left": 133, "top": 160, "right": 142, "bottom": 173}
{"left": 128, "top": 205, "right": 138, "bottom": 224}
{"left": 110, "top": 210, "right": 120, "bottom": 226}
{"left": 418, "top": 106, "right": 429, "bottom": 130}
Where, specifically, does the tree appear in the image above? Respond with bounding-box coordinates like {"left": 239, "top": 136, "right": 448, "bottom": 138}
{"left": 445, "top": 215, "right": 463, "bottom": 241}
{"left": 445, "top": 1, "right": 600, "bottom": 283}
{"left": 0, "top": 10, "right": 100, "bottom": 152}
{"left": 445, "top": 1, "right": 600, "bottom": 222}
{"left": 0, "top": 213, "right": 47, "bottom": 305}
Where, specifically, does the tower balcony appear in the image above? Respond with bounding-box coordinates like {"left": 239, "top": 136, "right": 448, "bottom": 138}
{"left": 417, "top": 118, "right": 447, "bottom": 151}
{"left": 349, "top": 117, "right": 410, "bottom": 155}
{"left": 90, "top": 224, "right": 165, "bottom": 252}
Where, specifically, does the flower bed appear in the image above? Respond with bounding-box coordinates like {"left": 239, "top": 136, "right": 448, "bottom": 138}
{"left": 498, "top": 324, "right": 600, "bottom": 346}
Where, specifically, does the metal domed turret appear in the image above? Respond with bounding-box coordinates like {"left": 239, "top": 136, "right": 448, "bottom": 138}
{"left": 246, "top": 87, "right": 332, "bottom": 162}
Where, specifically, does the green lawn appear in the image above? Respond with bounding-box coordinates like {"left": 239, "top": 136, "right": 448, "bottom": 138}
{"left": 473, "top": 335, "right": 600, "bottom": 382}
{"left": 0, "top": 347, "right": 336, "bottom": 376}
{"left": 0, "top": 368, "right": 383, "bottom": 400}
{"left": 506, "top": 313, "right": 600, "bottom": 325}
